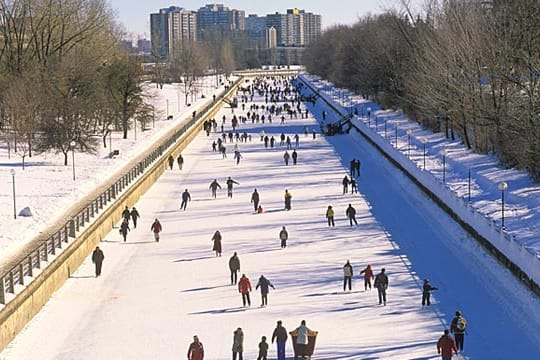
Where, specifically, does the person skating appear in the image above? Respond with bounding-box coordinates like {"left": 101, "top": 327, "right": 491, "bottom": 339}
{"left": 121, "top": 205, "right": 130, "bottom": 222}
{"left": 180, "top": 189, "right": 191, "bottom": 210}
{"left": 177, "top": 154, "right": 184, "bottom": 170}
{"left": 212, "top": 230, "right": 222, "bottom": 257}
{"left": 342, "top": 175, "right": 350, "bottom": 194}
{"left": 343, "top": 260, "right": 353, "bottom": 291}
{"left": 226, "top": 177, "right": 240, "bottom": 198}
{"left": 279, "top": 226, "right": 288, "bottom": 248}
{"left": 187, "top": 335, "right": 204, "bottom": 360}
{"left": 450, "top": 311, "right": 467, "bottom": 352}
{"left": 345, "top": 204, "right": 357, "bottom": 226}
{"left": 167, "top": 155, "right": 174, "bottom": 170}
{"left": 437, "top": 329, "right": 458, "bottom": 360}
{"left": 234, "top": 150, "right": 242, "bottom": 165}
{"left": 91, "top": 246, "right": 104, "bottom": 277}
{"left": 255, "top": 275, "right": 275, "bottom": 307}
{"left": 238, "top": 274, "right": 252, "bottom": 307}
{"left": 150, "top": 218, "right": 162, "bottom": 242}
{"left": 257, "top": 336, "right": 269, "bottom": 360}
{"left": 422, "top": 279, "right": 438, "bottom": 306}
{"left": 355, "top": 159, "right": 361, "bottom": 176}
{"left": 251, "top": 189, "right": 260, "bottom": 212}
{"left": 326, "top": 205, "right": 335, "bottom": 227}
{"left": 232, "top": 327, "right": 244, "bottom": 360}
{"left": 291, "top": 150, "right": 298, "bottom": 165}
{"left": 360, "top": 264, "right": 374, "bottom": 291}
{"left": 284, "top": 190, "right": 292, "bottom": 210}
{"left": 350, "top": 159, "right": 356, "bottom": 177}
{"left": 272, "top": 320, "right": 288, "bottom": 360}
{"left": 120, "top": 218, "right": 130, "bottom": 242}
{"left": 374, "top": 268, "right": 389, "bottom": 305}
{"left": 209, "top": 179, "right": 222, "bottom": 199}
{"left": 283, "top": 151, "right": 290, "bottom": 166}
{"left": 130, "top": 206, "right": 140, "bottom": 228}
{"left": 350, "top": 177, "right": 358, "bottom": 193}
{"left": 229, "top": 252, "right": 240, "bottom": 284}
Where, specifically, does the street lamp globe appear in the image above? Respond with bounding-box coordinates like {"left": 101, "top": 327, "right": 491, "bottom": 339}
{"left": 10, "top": 168, "right": 15, "bottom": 176}
{"left": 70, "top": 140, "right": 76, "bottom": 148}
{"left": 498, "top": 182, "right": 508, "bottom": 191}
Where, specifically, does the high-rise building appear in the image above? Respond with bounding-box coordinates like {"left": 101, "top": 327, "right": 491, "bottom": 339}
{"left": 150, "top": 6, "right": 197, "bottom": 59}
{"left": 246, "top": 14, "right": 267, "bottom": 48}
{"left": 266, "top": 8, "right": 321, "bottom": 47}
{"left": 197, "top": 4, "right": 245, "bottom": 40}
{"left": 137, "top": 39, "right": 152, "bottom": 54}
{"left": 265, "top": 27, "right": 277, "bottom": 49}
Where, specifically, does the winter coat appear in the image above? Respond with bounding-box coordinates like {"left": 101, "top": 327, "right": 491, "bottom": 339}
{"left": 255, "top": 276, "right": 275, "bottom": 295}
{"left": 150, "top": 221, "right": 162, "bottom": 233}
{"left": 120, "top": 221, "right": 130, "bottom": 235}
{"left": 423, "top": 281, "right": 438, "bottom": 294}
{"left": 374, "top": 272, "right": 388, "bottom": 289}
{"left": 187, "top": 341, "right": 204, "bottom": 360}
{"left": 251, "top": 191, "right": 260, "bottom": 203}
{"left": 227, "top": 179, "right": 239, "bottom": 189}
{"left": 238, "top": 276, "right": 252, "bottom": 294}
{"left": 209, "top": 181, "right": 222, "bottom": 191}
{"left": 326, "top": 208, "right": 335, "bottom": 218}
{"left": 272, "top": 325, "right": 288, "bottom": 343}
{"left": 451, "top": 316, "right": 467, "bottom": 335}
{"left": 342, "top": 176, "right": 350, "bottom": 186}
{"left": 279, "top": 229, "right": 288, "bottom": 241}
{"left": 229, "top": 255, "right": 240, "bottom": 271}
{"left": 437, "top": 334, "right": 457, "bottom": 357}
{"left": 343, "top": 263, "right": 353, "bottom": 277}
{"left": 212, "top": 232, "right": 222, "bottom": 253}
{"left": 130, "top": 208, "right": 140, "bottom": 220}
{"left": 122, "top": 208, "right": 130, "bottom": 220}
{"left": 92, "top": 248, "right": 104, "bottom": 264}
{"left": 182, "top": 191, "right": 191, "bottom": 201}
{"left": 360, "top": 266, "right": 374, "bottom": 280}
{"left": 232, "top": 329, "right": 244, "bottom": 352}
{"left": 295, "top": 325, "right": 311, "bottom": 345}
{"left": 345, "top": 206, "right": 356, "bottom": 218}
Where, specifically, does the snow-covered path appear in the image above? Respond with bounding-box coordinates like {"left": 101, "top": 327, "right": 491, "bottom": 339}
{"left": 1, "top": 82, "right": 539, "bottom": 360}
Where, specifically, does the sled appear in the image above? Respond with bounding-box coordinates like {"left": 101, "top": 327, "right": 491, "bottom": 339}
{"left": 289, "top": 330, "right": 318, "bottom": 360}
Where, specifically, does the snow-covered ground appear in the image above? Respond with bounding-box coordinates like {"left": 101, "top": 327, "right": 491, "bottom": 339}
{"left": 0, "top": 77, "right": 539, "bottom": 359}
{"left": 0, "top": 77, "right": 227, "bottom": 267}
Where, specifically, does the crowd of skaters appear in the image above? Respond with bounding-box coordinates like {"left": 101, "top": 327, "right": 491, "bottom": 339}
{"left": 91, "top": 75, "right": 468, "bottom": 359}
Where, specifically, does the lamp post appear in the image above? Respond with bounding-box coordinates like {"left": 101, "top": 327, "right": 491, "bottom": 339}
{"left": 375, "top": 115, "right": 378, "bottom": 132}
{"left": 468, "top": 168, "right": 472, "bottom": 202}
{"left": 70, "top": 141, "right": 76, "bottom": 181}
{"left": 166, "top": 99, "right": 169, "bottom": 118}
{"left": 10, "top": 168, "right": 16, "bottom": 219}
{"left": 384, "top": 118, "right": 388, "bottom": 138}
{"left": 498, "top": 181, "right": 508, "bottom": 229}
{"left": 394, "top": 124, "right": 398, "bottom": 147}
{"left": 367, "top": 107, "right": 371, "bottom": 123}
{"left": 407, "top": 129, "right": 412, "bottom": 157}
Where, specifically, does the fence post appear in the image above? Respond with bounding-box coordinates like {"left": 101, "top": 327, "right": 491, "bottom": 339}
{"left": 19, "top": 264, "right": 24, "bottom": 285}
{"left": 69, "top": 219, "right": 76, "bottom": 237}
{"left": 44, "top": 242, "right": 48, "bottom": 262}
{"left": 28, "top": 256, "right": 33, "bottom": 277}
{"left": 9, "top": 272, "right": 15, "bottom": 292}
{"left": 36, "top": 248, "right": 41, "bottom": 269}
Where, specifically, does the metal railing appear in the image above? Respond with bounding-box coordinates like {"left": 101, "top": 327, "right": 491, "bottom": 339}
{"left": 0, "top": 78, "right": 242, "bottom": 305}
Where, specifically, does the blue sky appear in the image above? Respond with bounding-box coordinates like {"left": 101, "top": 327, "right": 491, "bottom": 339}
{"left": 109, "top": 0, "right": 412, "bottom": 38}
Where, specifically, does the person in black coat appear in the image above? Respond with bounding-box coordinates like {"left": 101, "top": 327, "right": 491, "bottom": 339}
{"left": 291, "top": 150, "right": 298, "bottom": 165}
{"left": 130, "top": 207, "right": 140, "bottom": 228}
{"left": 251, "top": 189, "right": 260, "bottom": 212}
{"left": 120, "top": 218, "right": 130, "bottom": 242}
{"left": 121, "top": 206, "right": 130, "bottom": 221}
{"left": 181, "top": 189, "right": 191, "bottom": 210}
{"left": 272, "top": 320, "right": 288, "bottom": 360}
{"left": 422, "top": 279, "right": 438, "bottom": 306}
{"left": 92, "top": 246, "right": 105, "bottom": 277}
{"left": 279, "top": 226, "right": 288, "bottom": 248}
{"left": 177, "top": 154, "right": 184, "bottom": 170}
{"left": 255, "top": 275, "right": 275, "bottom": 307}
{"left": 345, "top": 204, "right": 357, "bottom": 226}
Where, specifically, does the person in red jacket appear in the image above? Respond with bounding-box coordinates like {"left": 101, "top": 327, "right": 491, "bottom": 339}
{"left": 187, "top": 335, "right": 204, "bottom": 360}
{"left": 238, "top": 274, "right": 252, "bottom": 307}
{"left": 360, "top": 264, "right": 374, "bottom": 291}
{"left": 150, "top": 218, "right": 162, "bottom": 242}
{"left": 437, "top": 329, "right": 457, "bottom": 360}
